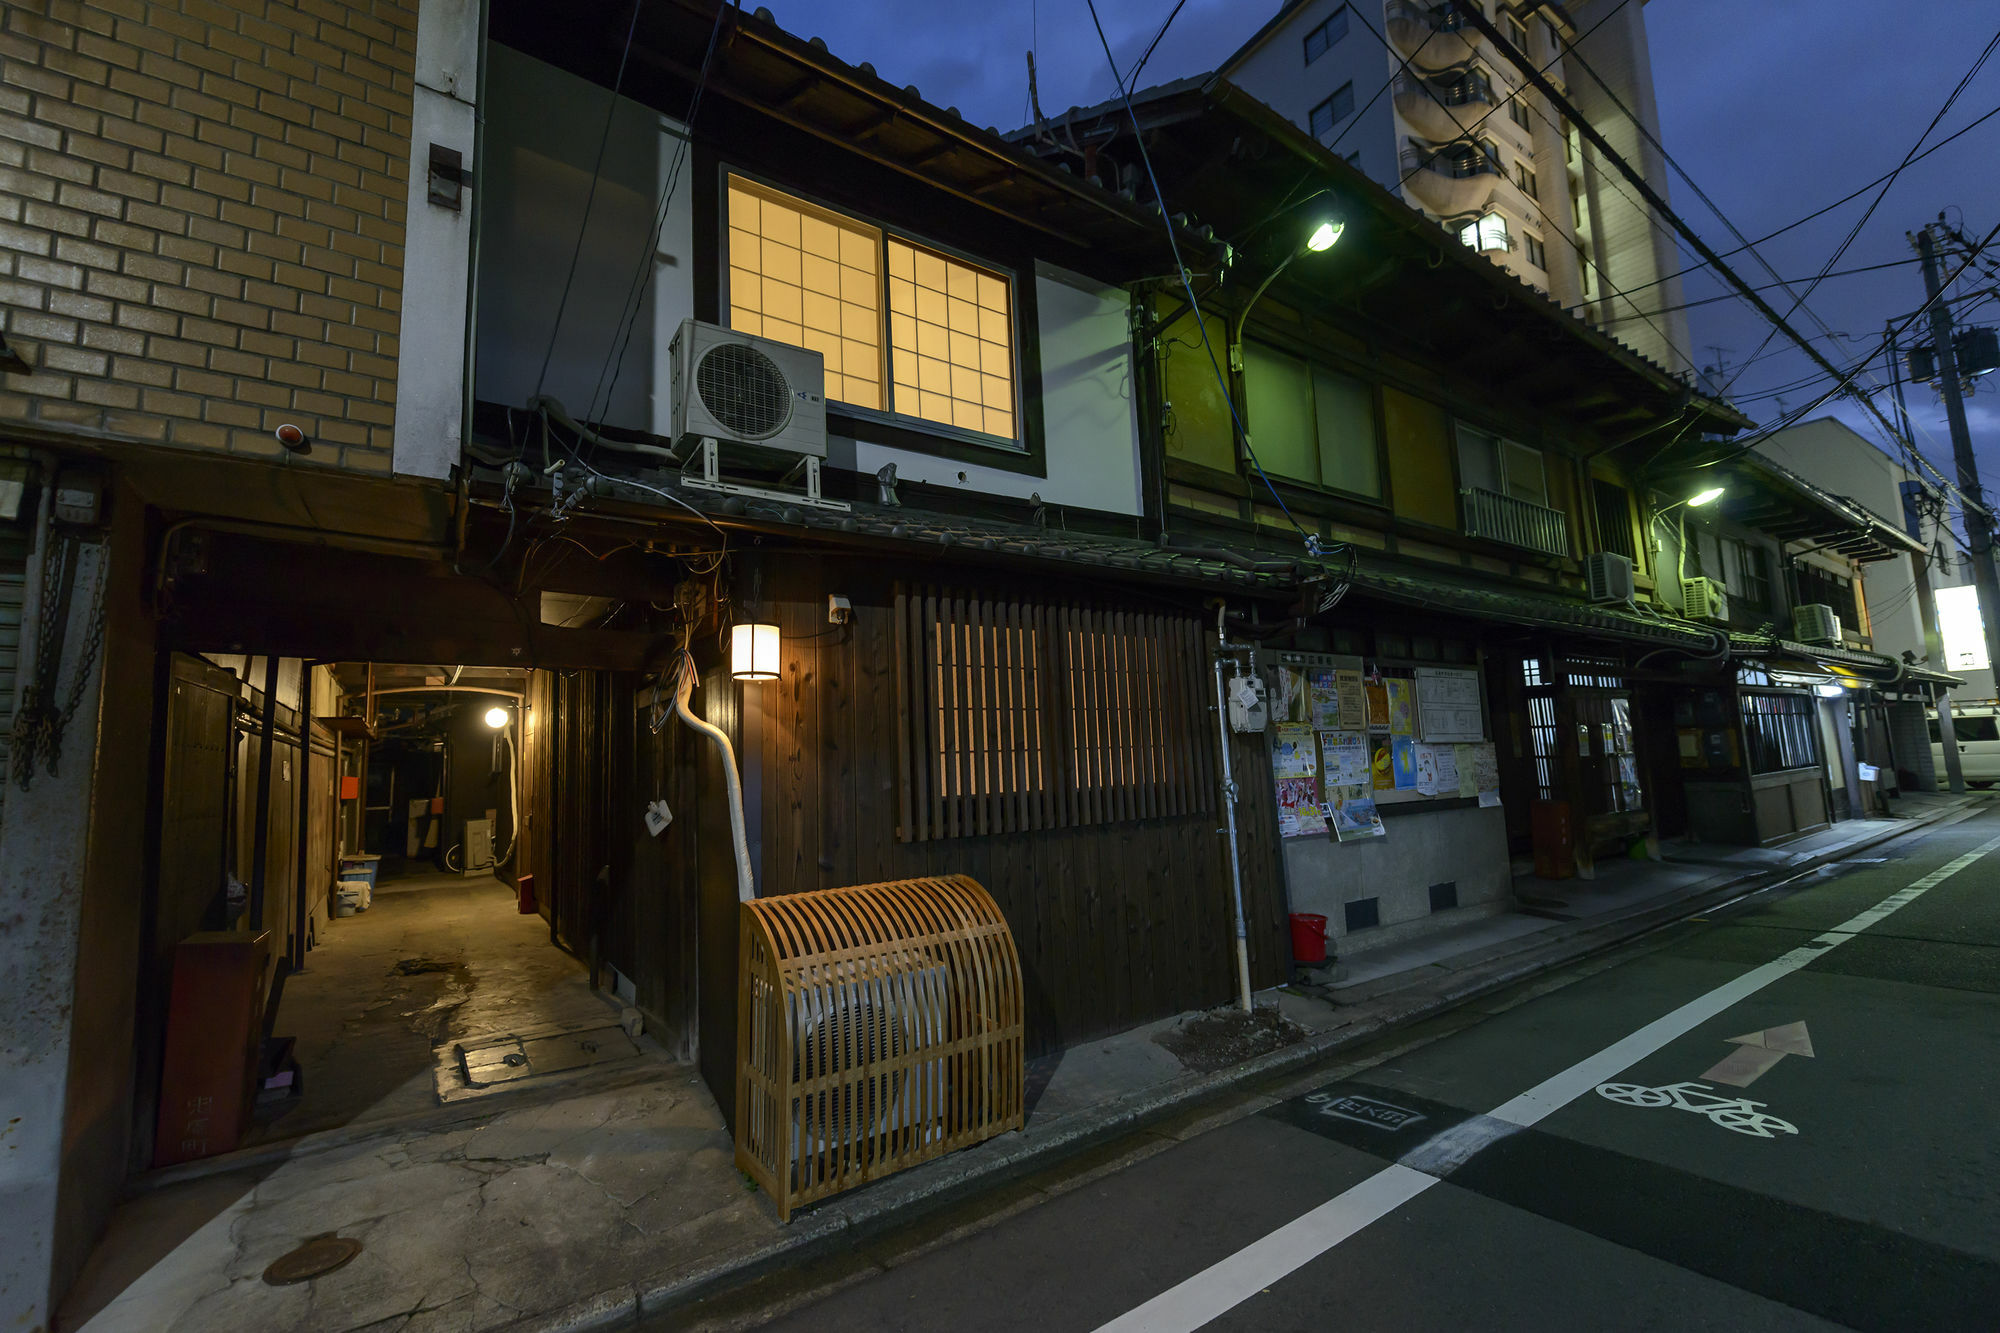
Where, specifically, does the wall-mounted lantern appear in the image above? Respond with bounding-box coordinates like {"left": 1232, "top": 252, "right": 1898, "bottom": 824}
{"left": 731, "top": 622, "right": 780, "bottom": 682}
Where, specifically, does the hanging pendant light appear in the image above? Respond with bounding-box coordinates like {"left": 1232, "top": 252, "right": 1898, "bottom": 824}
{"left": 731, "top": 622, "right": 780, "bottom": 682}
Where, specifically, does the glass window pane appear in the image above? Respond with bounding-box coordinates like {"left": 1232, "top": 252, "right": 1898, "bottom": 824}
{"left": 1312, "top": 368, "right": 1379, "bottom": 498}
{"left": 1456, "top": 423, "right": 1501, "bottom": 492}
{"left": 1243, "top": 342, "right": 1317, "bottom": 483}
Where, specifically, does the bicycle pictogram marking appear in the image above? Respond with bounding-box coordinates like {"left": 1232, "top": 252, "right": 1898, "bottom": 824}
{"left": 1594, "top": 1081, "right": 1799, "bottom": 1138}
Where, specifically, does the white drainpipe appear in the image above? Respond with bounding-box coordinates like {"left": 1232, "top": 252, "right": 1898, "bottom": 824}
{"left": 1211, "top": 602, "right": 1254, "bottom": 1012}
{"left": 673, "top": 657, "right": 755, "bottom": 903}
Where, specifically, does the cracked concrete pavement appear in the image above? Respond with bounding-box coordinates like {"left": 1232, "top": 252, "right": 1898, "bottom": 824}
{"left": 65, "top": 1078, "right": 768, "bottom": 1333}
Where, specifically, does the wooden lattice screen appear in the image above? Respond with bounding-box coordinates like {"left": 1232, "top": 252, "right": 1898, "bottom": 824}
{"left": 736, "top": 875, "right": 1025, "bottom": 1221}
{"left": 893, "top": 586, "right": 1214, "bottom": 841}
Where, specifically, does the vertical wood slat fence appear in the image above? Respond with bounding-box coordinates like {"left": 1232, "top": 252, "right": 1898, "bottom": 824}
{"left": 894, "top": 585, "right": 1214, "bottom": 842}
{"left": 736, "top": 875, "right": 1025, "bottom": 1221}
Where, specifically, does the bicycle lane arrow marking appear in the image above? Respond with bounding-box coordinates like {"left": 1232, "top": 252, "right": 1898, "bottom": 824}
{"left": 1703, "top": 1021, "right": 1815, "bottom": 1087}
{"left": 1093, "top": 828, "right": 2000, "bottom": 1333}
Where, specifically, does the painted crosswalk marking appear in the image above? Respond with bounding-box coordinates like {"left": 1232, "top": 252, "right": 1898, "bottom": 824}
{"left": 1093, "top": 830, "right": 2000, "bottom": 1333}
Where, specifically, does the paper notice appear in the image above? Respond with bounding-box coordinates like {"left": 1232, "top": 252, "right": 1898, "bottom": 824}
{"left": 1273, "top": 724, "right": 1317, "bottom": 779}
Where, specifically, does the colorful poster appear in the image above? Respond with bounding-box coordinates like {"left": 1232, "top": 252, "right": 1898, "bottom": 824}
{"left": 1308, "top": 669, "right": 1342, "bottom": 729}
{"left": 1273, "top": 724, "right": 1317, "bottom": 779}
{"left": 1323, "top": 731, "right": 1369, "bottom": 787}
{"left": 1415, "top": 742, "right": 1458, "bottom": 796}
{"left": 1273, "top": 667, "right": 1308, "bottom": 724}
{"left": 1386, "top": 679, "right": 1415, "bottom": 736}
{"left": 1335, "top": 669, "right": 1365, "bottom": 730}
{"left": 1329, "top": 785, "right": 1385, "bottom": 841}
{"left": 1277, "top": 776, "right": 1326, "bottom": 837}
{"left": 1365, "top": 680, "right": 1389, "bottom": 729}
{"left": 1391, "top": 735, "right": 1418, "bottom": 789}
{"left": 1371, "top": 740, "right": 1395, "bottom": 790}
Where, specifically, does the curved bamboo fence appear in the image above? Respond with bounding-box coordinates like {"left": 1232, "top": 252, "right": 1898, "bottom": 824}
{"left": 736, "top": 875, "right": 1025, "bottom": 1221}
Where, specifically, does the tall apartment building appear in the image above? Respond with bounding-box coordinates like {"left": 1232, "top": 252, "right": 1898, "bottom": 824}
{"left": 1222, "top": 0, "right": 1694, "bottom": 376}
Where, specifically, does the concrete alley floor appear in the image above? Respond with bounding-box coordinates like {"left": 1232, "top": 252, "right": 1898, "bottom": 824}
{"left": 247, "top": 867, "right": 628, "bottom": 1145}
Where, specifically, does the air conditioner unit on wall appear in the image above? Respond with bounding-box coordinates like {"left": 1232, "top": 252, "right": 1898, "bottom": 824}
{"left": 1585, "top": 551, "right": 1635, "bottom": 604}
{"left": 1793, "top": 602, "right": 1842, "bottom": 646}
{"left": 668, "top": 318, "right": 847, "bottom": 511}
{"left": 1681, "top": 576, "right": 1729, "bottom": 623}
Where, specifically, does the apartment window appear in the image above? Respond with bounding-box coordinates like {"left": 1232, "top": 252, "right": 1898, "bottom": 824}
{"left": 1242, "top": 343, "right": 1382, "bottom": 498}
{"left": 1729, "top": 538, "right": 1773, "bottom": 611}
{"left": 1525, "top": 233, "right": 1547, "bottom": 270}
{"left": 1514, "top": 160, "right": 1539, "bottom": 200}
{"left": 1456, "top": 423, "right": 1547, "bottom": 506}
{"left": 894, "top": 588, "right": 1212, "bottom": 840}
{"left": 1795, "top": 562, "right": 1859, "bottom": 628}
{"left": 1505, "top": 13, "right": 1528, "bottom": 48}
{"left": 725, "top": 175, "right": 1018, "bottom": 442}
{"left": 1310, "top": 81, "right": 1356, "bottom": 139}
{"left": 1304, "top": 6, "right": 1348, "bottom": 62}
{"left": 1592, "top": 478, "right": 1635, "bottom": 561}
{"left": 1435, "top": 138, "right": 1500, "bottom": 178}
{"left": 1458, "top": 212, "right": 1511, "bottom": 253}
{"left": 1509, "top": 97, "right": 1531, "bottom": 130}
{"left": 1742, "top": 692, "right": 1818, "bottom": 774}
{"left": 1571, "top": 190, "right": 1585, "bottom": 230}
{"left": 1438, "top": 68, "right": 1492, "bottom": 107}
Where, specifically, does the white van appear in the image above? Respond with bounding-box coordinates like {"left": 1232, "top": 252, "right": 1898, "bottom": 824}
{"left": 1930, "top": 704, "right": 2000, "bottom": 787}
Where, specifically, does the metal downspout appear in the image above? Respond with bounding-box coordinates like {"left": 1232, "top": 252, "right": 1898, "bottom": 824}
{"left": 1212, "top": 601, "right": 1253, "bottom": 1012}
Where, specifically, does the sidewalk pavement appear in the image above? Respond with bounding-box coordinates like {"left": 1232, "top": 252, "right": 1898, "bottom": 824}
{"left": 60, "top": 791, "right": 1985, "bottom": 1333}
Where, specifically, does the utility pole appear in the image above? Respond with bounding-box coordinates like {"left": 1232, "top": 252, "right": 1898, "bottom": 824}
{"left": 1916, "top": 222, "right": 2000, "bottom": 686}
{"left": 1889, "top": 321, "right": 1963, "bottom": 793}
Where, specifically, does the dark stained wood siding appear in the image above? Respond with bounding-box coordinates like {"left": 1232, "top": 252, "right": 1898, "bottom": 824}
{"left": 744, "top": 555, "right": 1289, "bottom": 1060}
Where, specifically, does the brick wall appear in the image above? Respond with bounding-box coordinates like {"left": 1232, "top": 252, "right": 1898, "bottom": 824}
{"left": 0, "top": 0, "right": 415, "bottom": 472}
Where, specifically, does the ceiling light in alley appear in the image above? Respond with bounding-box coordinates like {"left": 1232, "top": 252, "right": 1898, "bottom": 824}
{"left": 484, "top": 706, "right": 509, "bottom": 729}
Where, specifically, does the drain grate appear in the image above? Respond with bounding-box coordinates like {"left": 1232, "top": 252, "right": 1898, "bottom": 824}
{"left": 263, "top": 1233, "right": 362, "bottom": 1285}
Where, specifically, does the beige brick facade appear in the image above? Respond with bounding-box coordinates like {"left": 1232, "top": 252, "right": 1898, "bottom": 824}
{"left": 0, "top": 0, "right": 415, "bottom": 472}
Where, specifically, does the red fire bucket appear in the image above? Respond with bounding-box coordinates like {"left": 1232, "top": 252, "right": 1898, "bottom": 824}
{"left": 516, "top": 874, "right": 536, "bottom": 915}
{"left": 1289, "top": 913, "right": 1328, "bottom": 965}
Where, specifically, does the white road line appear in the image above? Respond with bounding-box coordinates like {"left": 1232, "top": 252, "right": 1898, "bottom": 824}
{"left": 1094, "top": 830, "right": 2000, "bottom": 1333}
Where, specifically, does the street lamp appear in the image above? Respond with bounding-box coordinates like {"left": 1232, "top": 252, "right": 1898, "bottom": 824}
{"left": 1686, "top": 486, "right": 1725, "bottom": 507}
{"left": 483, "top": 705, "right": 509, "bottom": 729}
{"left": 1228, "top": 216, "right": 1345, "bottom": 373}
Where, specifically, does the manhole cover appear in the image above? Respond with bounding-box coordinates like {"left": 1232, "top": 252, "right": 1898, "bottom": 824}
{"left": 263, "top": 1233, "right": 362, "bottom": 1285}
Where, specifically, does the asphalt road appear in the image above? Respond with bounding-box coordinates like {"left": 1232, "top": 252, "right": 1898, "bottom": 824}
{"left": 663, "top": 804, "right": 2000, "bottom": 1332}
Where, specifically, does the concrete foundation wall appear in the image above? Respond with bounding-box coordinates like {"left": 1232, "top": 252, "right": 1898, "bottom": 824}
{"left": 1280, "top": 805, "right": 1512, "bottom": 955}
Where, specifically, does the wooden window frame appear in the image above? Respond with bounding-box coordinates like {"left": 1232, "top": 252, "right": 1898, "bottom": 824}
{"left": 894, "top": 586, "right": 1215, "bottom": 841}
{"left": 721, "top": 171, "right": 1025, "bottom": 454}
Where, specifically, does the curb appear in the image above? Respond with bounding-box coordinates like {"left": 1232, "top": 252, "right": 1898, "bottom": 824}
{"left": 506, "top": 796, "right": 1984, "bottom": 1332}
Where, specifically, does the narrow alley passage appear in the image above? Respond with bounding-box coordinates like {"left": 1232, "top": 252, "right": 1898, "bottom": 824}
{"left": 664, "top": 804, "right": 2000, "bottom": 1333}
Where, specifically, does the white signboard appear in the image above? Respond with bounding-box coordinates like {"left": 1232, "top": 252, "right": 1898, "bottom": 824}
{"left": 1414, "top": 667, "right": 1485, "bottom": 743}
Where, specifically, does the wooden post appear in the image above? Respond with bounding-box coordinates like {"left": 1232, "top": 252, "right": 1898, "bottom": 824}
{"left": 290, "top": 662, "right": 313, "bottom": 969}
{"left": 246, "top": 655, "right": 280, "bottom": 930}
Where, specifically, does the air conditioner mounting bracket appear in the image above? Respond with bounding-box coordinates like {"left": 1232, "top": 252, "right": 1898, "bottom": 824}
{"left": 678, "top": 437, "right": 851, "bottom": 512}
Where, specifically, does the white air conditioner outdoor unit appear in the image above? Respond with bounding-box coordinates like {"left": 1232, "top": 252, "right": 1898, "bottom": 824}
{"left": 1585, "top": 551, "right": 1636, "bottom": 604}
{"left": 792, "top": 964, "right": 948, "bottom": 1158}
{"left": 1681, "top": 576, "right": 1730, "bottom": 623}
{"left": 668, "top": 319, "right": 847, "bottom": 511}
{"left": 1793, "top": 602, "right": 1842, "bottom": 646}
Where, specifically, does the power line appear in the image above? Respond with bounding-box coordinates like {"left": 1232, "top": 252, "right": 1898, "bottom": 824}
{"left": 1638, "top": 257, "right": 1925, "bottom": 320}
{"left": 1081, "top": 0, "right": 1330, "bottom": 559}
{"left": 1563, "top": 100, "right": 2000, "bottom": 314}
{"left": 1445, "top": 0, "right": 1952, "bottom": 486}
{"left": 1720, "top": 28, "right": 2000, "bottom": 395}
{"left": 533, "top": 0, "right": 646, "bottom": 401}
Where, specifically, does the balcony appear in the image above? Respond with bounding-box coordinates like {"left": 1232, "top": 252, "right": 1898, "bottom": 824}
{"left": 1461, "top": 487, "right": 1570, "bottom": 557}
{"left": 1385, "top": 1, "right": 1479, "bottom": 66}
{"left": 1392, "top": 71, "right": 1495, "bottom": 142}
{"left": 1400, "top": 143, "right": 1502, "bottom": 216}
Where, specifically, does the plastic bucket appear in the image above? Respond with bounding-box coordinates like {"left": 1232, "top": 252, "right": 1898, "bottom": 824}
{"left": 1289, "top": 912, "right": 1328, "bottom": 964}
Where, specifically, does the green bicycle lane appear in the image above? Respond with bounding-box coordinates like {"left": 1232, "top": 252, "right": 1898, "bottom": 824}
{"left": 1225, "top": 807, "right": 2000, "bottom": 1330}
